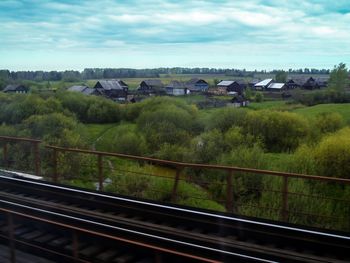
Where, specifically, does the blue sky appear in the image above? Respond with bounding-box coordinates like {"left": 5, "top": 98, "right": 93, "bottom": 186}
{"left": 0, "top": 0, "right": 349, "bottom": 71}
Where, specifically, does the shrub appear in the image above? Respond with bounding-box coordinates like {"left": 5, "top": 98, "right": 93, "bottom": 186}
{"left": 108, "top": 124, "right": 147, "bottom": 156}
{"left": 207, "top": 107, "right": 247, "bottom": 132}
{"left": 314, "top": 128, "right": 350, "bottom": 178}
{"left": 244, "top": 110, "right": 310, "bottom": 152}
{"left": 255, "top": 92, "right": 264, "bottom": 102}
{"left": 315, "top": 112, "right": 344, "bottom": 134}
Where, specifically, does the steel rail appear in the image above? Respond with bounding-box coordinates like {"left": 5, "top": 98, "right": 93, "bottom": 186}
{"left": 0, "top": 201, "right": 274, "bottom": 263}
{"left": 2, "top": 174, "right": 349, "bottom": 242}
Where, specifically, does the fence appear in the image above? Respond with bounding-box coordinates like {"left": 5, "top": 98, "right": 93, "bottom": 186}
{"left": 1, "top": 136, "right": 350, "bottom": 231}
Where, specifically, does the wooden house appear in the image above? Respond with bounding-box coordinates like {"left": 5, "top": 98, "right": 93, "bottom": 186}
{"left": 216, "top": 80, "right": 245, "bottom": 95}
{"left": 166, "top": 81, "right": 188, "bottom": 96}
{"left": 254, "top": 79, "right": 273, "bottom": 90}
{"left": 185, "top": 78, "right": 209, "bottom": 92}
{"left": 3, "top": 84, "right": 28, "bottom": 94}
{"left": 301, "top": 77, "right": 319, "bottom": 90}
{"left": 266, "top": 83, "right": 287, "bottom": 92}
{"left": 138, "top": 79, "right": 164, "bottom": 95}
{"left": 285, "top": 79, "right": 300, "bottom": 89}
{"left": 288, "top": 76, "right": 328, "bottom": 90}
{"left": 93, "top": 80, "right": 128, "bottom": 100}
{"left": 67, "top": 85, "right": 102, "bottom": 96}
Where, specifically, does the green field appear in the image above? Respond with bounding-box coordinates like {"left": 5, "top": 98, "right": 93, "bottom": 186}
{"left": 293, "top": 103, "right": 350, "bottom": 123}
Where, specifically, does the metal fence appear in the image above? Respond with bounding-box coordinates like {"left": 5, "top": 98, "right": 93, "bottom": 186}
{"left": 1, "top": 136, "right": 350, "bottom": 231}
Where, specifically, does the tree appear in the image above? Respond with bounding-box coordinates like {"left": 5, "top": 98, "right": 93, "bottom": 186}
{"left": 275, "top": 70, "right": 288, "bottom": 83}
{"left": 328, "top": 63, "right": 349, "bottom": 92}
{"left": 255, "top": 92, "right": 264, "bottom": 102}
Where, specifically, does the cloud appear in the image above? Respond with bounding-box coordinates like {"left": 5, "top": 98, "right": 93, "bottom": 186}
{"left": 0, "top": 0, "right": 349, "bottom": 70}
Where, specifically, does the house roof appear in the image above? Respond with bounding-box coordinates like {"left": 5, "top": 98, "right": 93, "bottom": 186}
{"left": 97, "top": 80, "right": 128, "bottom": 90}
{"left": 235, "top": 79, "right": 246, "bottom": 85}
{"left": 82, "top": 88, "right": 97, "bottom": 95}
{"left": 67, "top": 85, "right": 89, "bottom": 92}
{"left": 254, "top": 79, "right": 273, "bottom": 87}
{"left": 268, "top": 83, "right": 285, "bottom": 89}
{"left": 186, "top": 78, "right": 207, "bottom": 85}
{"left": 143, "top": 79, "right": 163, "bottom": 87}
{"left": 217, "top": 80, "right": 235, "bottom": 86}
{"left": 166, "top": 80, "right": 186, "bottom": 89}
{"left": 3, "top": 84, "right": 26, "bottom": 92}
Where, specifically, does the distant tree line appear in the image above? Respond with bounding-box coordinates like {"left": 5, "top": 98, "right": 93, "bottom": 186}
{"left": 0, "top": 67, "right": 337, "bottom": 85}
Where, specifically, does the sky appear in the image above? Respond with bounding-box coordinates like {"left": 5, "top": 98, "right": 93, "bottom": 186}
{"left": 0, "top": 0, "right": 349, "bottom": 71}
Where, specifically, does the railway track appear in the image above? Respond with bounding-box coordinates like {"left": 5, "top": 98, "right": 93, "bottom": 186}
{"left": 0, "top": 171, "right": 349, "bottom": 262}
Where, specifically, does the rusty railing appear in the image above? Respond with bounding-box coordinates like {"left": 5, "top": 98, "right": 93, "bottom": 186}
{"left": 1, "top": 136, "right": 350, "bottom": 230}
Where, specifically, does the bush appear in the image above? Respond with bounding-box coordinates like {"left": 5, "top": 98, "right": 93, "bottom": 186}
{"left": 315, "top": 112, "right": 344, "bottom": 134}
{"left": 207, "top": 107, "right": 247, "bottom": 132}
{"left": 108, "top": 124, "right": 147, "bottom": 156}
{"left": 190, "top": 129, "right": 225, "bottom": 164}
{"left": 314, "top": 128, "right": 350, "bottom": 178}
{"left": 244, "top": 110, "right": 310, "bottom": 152}
{"left": 137, "top": 104, "right": 197, "bottom": 150}
{"left": 255, "top": 92, "right": 264, "bottom": 102}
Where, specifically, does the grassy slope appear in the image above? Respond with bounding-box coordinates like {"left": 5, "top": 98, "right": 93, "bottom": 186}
{"left": 293, "top": 103, "right": 350, "bottom": 123}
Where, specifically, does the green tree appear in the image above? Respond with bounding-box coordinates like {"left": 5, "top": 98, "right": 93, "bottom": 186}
{"left": 275, "top": 70, "right": 288, "bottom": 83}
{"left": 328, "top": 63, "right": 349, "bottom": 92}
{"left": 255, "top": 92, "right": 264, "bottom": 102}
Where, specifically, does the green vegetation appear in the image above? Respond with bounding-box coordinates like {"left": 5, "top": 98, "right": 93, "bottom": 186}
{"left": 293, "top": 103, "right": 350, "bottom": 124}
{"left": 1, "top": 87, "right": 350, "bottom": 231}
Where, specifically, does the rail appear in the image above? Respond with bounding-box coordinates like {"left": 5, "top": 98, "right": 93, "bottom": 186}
{"left": 1, "top": 136, "right": 350, "bottom": 231}
{"left": 0, "top": 207, "right": 219, "bottom": 263}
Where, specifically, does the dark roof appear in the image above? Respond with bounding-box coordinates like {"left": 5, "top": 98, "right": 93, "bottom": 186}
{"left": 166, "top": 80, "right": 186, "bottom": 89}
{"left": 235, "top": 79, "right": 246, "bottom": 85}
{"left": 3, "top": 84, "right": 27, "bottom": 92}
{"left": 143, "top": 79, "right": 163, "bottom": 87}
{"left": 186, "top": 78, "right": 208, "bottom": 85}
{"left": 67, "top": 85, "right": 89, "bottom": 92}
{"left": 288, "top": 76, "right": 329, "bottom": 86}
{"left": 82, "top": 88, "right": 97, "bottom": 95}
{"left": 96, "top": 80, "right": 128, "bottom": 90}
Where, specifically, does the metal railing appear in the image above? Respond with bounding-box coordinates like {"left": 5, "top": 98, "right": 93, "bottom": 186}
{"left": 1, "top": 136, "right": 350, "bottom": 231}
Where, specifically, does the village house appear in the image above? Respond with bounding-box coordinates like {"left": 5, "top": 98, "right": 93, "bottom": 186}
{"left": 248, "top": 79, "right": 260, "bottom": 88}
{"left": 254, "top": 79, "right": 273, "bottom": 90}
{"left": 67, "top": 85, "right": 102, "bottom": 96}
{"left": 287, "top": 76, "right": 329, "bottom": 90}
{"left": 285, "top": 79, "right": 300, "bottom": 89}
{"left": 166, "top": 80, "right": 188, "bottom": 96}
{"left": 266, "top": 83, "right": 287, "bottom": 92}
{"left": 93, "top": 80, "right": 128, "bottom": 100}
{"left": 216, "top": 80, "right": 245, "bottom": 95}
{"left": 185, "top": 78, "right": 209, "bottom": 92}
{"left": 137, "top": 79, "right": 164, "bottom": 95}
{"left": 3, "top": 84, "right": 29, "bottom": 94}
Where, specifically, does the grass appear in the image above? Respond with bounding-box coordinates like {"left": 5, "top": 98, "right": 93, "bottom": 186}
{"left": 247, "top": 100, "right": 287, "bottom": 110}
{"left": 79, "top": 123, "right": 117, "bottom": 145}
{"left": 293, "top": 103, "right": 350, "bottom": 123}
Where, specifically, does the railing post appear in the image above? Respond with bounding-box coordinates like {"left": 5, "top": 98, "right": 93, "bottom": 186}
{"left": 281, "top": 176, "right": 289, "bottom": 222}
{"left": 98, "top": 154, "right": 103, "bottom": 191}
{"left": 33, "top": 142, "right": 41, "bottom": 176}
{"left": 226, "top": 170, "right": 234, "bottom": 213}
{"left": 7, "top": 212, "right": 16, "bottom": 263}
{"left": 171, "top": 166, "right": 182, "bottom": 202}
{"left": 53, "top": 148, "right": 58, "bottom": 183}
{"left": 3, "top": 142, "right": 8, "bottom": 168}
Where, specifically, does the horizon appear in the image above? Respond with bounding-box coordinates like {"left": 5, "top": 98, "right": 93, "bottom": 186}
{"left": 1, "top": 0, "right": 349, "bottom": 71}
